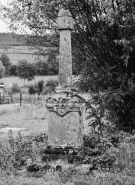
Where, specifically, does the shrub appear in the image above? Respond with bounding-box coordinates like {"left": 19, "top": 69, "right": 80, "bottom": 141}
{"left": 28, "top": 84, "right": 36, "bottom": 95}
{"left": 28, "top": 81, "right": 45, "bottom": 95}
{"left": 103, "top": 85, "right": 135, "bottom": 133}
{"left": 10, "top": 83, "right": 21, "bottom": 94}
{"left": 9, "top": 64, "right": 18, "bottom": 76}
{"left": 37, "top": 80, "right": 44, "bottom": 95}
{"left": 0, "top": 131, "right": 47, "bottom": 174}
{"left": 46, "top": 79, "right": 58, "bottom": 91}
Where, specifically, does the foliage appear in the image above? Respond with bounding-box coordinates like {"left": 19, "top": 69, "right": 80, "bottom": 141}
{"left": 34, "top": 60, "right": 49, "bottom": 76}
{"left": 28, "top": 80, "right": 45, "bottom": 95}
{"left": 0, "top": 54, "right": 11, "bottom": 76}
{"left": 17, "top": 60, "right": 35, "bottom": 83}
{"left": 9, "top": 64, "right": 18, "bottom": 76}
{"left": 28, "top": 84, "right": 37, "bottom": 95}
{"left": 0, "top": 131, "right": 47, "bottom": 173}
{"left": 34, "top": 59, "right": 58, "bottom": 76}
{"left": 103, "top": 86, "right": 135, "bottom": 132}
{"left": 46, "top": 79, "right": 59, "bottom": 87}
{"left": 36, "top": 80, "right": 44, "bottom": 95}
{"left": 9, "top": 60, "right": 58, "bottom": 77}
{"left": 45, "top": 79, "right": 59, "bottom": 91}
{"left": 10, "top": 83, "right": 21, "bottom": 94}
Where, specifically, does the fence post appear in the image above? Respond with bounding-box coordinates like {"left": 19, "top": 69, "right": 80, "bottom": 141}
{"left": 20, "top": 92, "right": 22, "bottom": 106}
{"left": 11, "top": 94, "right": 13, "bottom": 103}
{"left": 2, "top": 94, "right": 4, "bottom": 104}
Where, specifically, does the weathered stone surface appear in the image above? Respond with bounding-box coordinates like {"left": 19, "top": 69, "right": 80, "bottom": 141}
{"left": 57, "top": 9, "right": 74, "bottom": 31}
{"left": 57, "top": 9, "right": 73, "bottom": 88}
{"left": 59, "top": 30, "right": 72, "bottom": 88}
{"left": 48, "top": 111, "right": 83, "bottom": 147}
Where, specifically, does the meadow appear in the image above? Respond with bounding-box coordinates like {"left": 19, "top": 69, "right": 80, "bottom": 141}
{"left": 0, "top": 75, "right": 58, "bottom": 87}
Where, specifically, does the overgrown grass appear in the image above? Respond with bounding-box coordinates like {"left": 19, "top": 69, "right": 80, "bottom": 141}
{"left": 1, "top": 102, "right": 135, "bottom": 184}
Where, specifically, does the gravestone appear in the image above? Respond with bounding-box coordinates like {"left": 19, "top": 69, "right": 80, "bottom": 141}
{"left": 46, "top": 9, "right": 84, "bottom": 148}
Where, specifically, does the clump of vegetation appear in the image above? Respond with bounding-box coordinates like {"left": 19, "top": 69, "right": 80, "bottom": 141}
{"left": 10, "top": 83, "right": 21, "bottom": 94}
{"left": 28, "top": 80, "right": 45, "bottom": 95}
{"left": 0, "top": 131, "right": 47, "bottom": 173}
{"left": 17, "top": 60, "right": 35, "bottom": 85}
{"left": 46, "top": 79, "right": 58, "bottom": 89}
{"left": 40, "top": 79, "right": 59, "bottom": 95}
{"left": 1, "top": 129, "right": 135, "bottom": 184}
{"left": 0, "top": 54, "right": 11, "bottom": 76}
{"left": 28, "top": 84, "right": 37, "bottom": 95}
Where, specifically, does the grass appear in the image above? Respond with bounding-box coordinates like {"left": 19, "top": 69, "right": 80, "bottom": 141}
{"left": 0, "top": 104, "right": 48, "bottom": 142}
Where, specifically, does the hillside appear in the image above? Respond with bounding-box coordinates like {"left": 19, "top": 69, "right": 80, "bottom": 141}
{"left": 0, "top": 33, "right": 47, "bottom": 64}
{"left": 0, "top": 33, "right": 26, "bottom": 48}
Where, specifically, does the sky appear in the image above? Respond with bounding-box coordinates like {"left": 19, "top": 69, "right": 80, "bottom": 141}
{"left": 0, "top": 0, "right": 12, "bottom": 33}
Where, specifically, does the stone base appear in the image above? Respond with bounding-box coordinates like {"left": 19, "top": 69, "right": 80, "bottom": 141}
{"left": 46, "top": 89, "right": 85, "bottom": 148}
{"left": 42, "top": 146, "right": 83, "bottom": 164}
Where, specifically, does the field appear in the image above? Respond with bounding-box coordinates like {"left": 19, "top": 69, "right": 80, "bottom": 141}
{"left": 0, "top": 33, "right": 48, "bottom": 64}
{"left": 0, "top": 76, "right": 58, "bottom": 87}
{"left": 0, "top": 33, "right": 26, "bottom": 47}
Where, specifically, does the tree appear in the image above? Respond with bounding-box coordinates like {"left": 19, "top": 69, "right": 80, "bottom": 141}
{"left": 9, "top": 64, "right": 18, "bottom": 76}
{"left": 17, "top": 60, "right": 35, "bottom": 85}
{"left": 34, "top": 60, "right": 49, "bottom": 75}
{"left": 0, "top": 54, "right": 11, "bottom": 76}
{"left": 3, "top": 0, "right": 135, "bottom": 132}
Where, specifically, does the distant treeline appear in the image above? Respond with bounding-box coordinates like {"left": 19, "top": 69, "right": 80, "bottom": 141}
{"left": 9, "top": 60, "right": 59, "bottom": 76}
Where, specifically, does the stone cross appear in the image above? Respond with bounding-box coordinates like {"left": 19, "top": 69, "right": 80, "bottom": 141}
{"left": 57, "top": 9, "right": 74, "bottom": 88}
{"left": 46, "top": 9, "right": 84, "bottom": 148}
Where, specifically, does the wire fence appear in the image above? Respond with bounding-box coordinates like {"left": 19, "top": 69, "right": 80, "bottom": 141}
{"left": 0, "top": 92, "right": 46, "bottom": 106}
